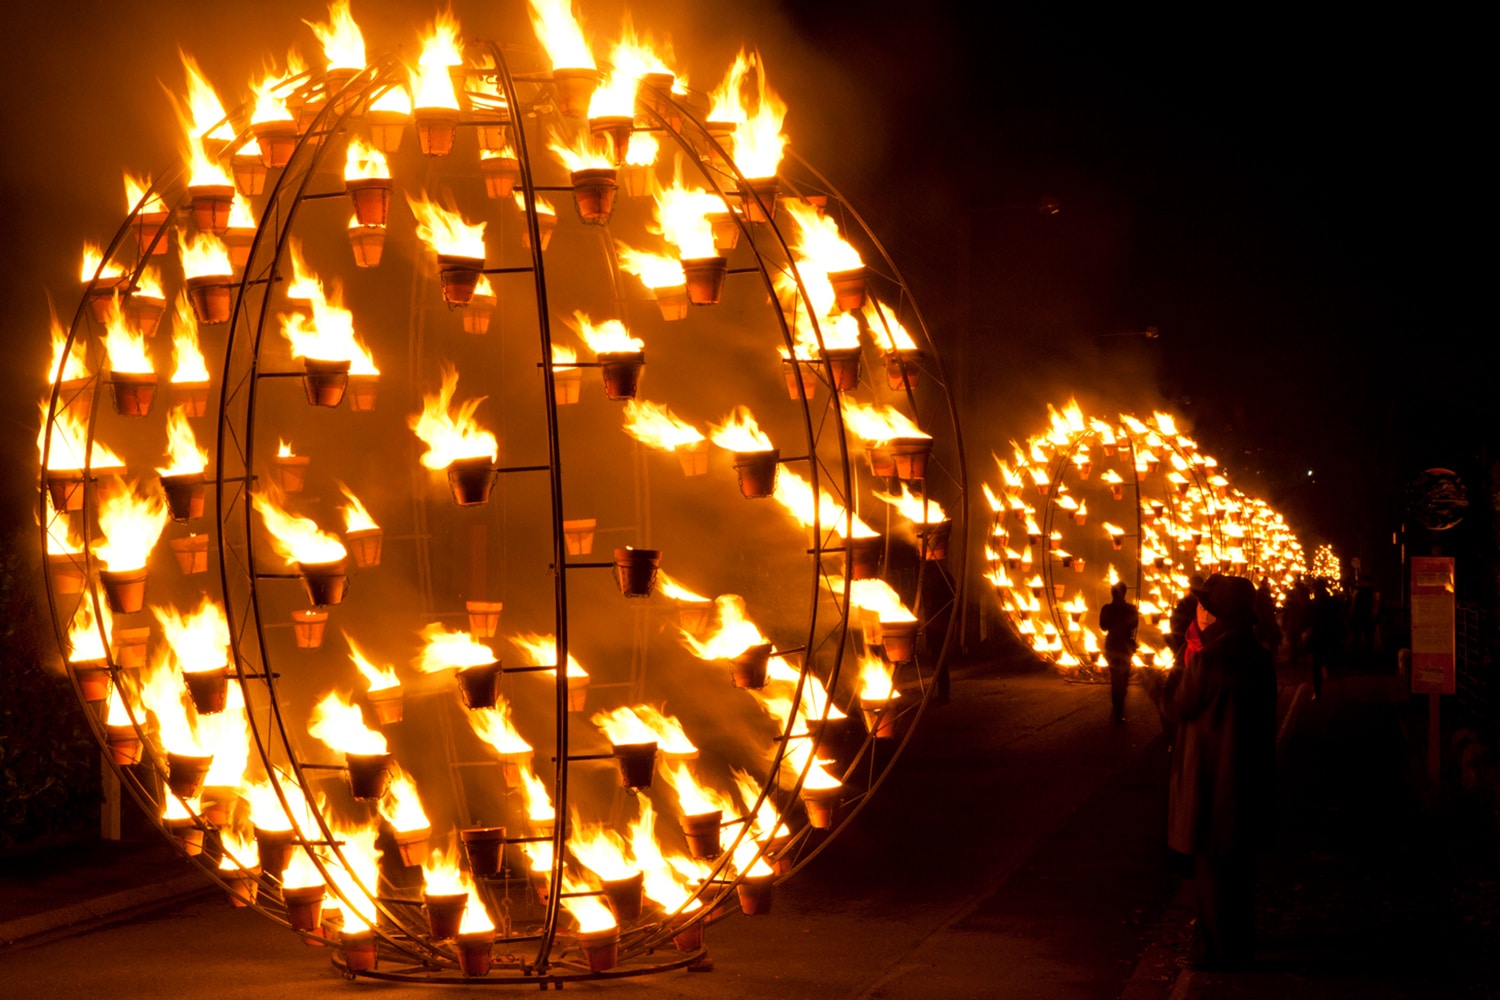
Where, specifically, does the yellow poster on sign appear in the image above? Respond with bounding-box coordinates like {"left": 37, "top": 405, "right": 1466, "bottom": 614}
{"left": 1410, "top": 556, "right": 1455, "bottom": 695}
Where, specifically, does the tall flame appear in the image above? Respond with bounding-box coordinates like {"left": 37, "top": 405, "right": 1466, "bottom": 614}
{"left": 409, "top": 363, "right": 498, "bottom": 469}
{"left": 251, "top": 487, "right": 348, "bottom": 564}
{"left": 95, "top": 480, "right": 170, "bottom": 571}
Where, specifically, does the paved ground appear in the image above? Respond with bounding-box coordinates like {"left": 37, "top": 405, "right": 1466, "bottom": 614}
{"left": 3, "top": 654, "right": 1497, "bottom": 999}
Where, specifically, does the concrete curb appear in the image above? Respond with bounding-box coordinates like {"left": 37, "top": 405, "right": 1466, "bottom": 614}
{"left": 0, "top": 871, "right": 211, "bottom": 947}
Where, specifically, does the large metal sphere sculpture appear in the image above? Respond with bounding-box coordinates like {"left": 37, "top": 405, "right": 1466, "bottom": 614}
{"left": 37, "top": 6, "right": 964, "bottom": 984}
{"left": 983, "top": 400, "right": 1303, "bottom": 677}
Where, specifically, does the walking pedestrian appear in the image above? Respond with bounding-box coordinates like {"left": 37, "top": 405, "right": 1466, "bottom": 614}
{"left": 1164, "top": 573, "right": 1277, "bottom": 970}
{"left": 1098, "top": 581, "right": 1139, "bottom": 723}
{"left": 1305, "top": 580, "right": 1343, "bottom": 700}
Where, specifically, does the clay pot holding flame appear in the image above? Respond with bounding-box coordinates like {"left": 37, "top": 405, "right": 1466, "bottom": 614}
{"left": 415, "top": 107, "right": 459, "bottom": 157}
{"left": 188, "top": 185, "right": 235, "bottom": 235}
{"left": 733, "top": 449, "right": 779, "bottom": 499}
{"left": 345, "top": 752, "right": 395, "bottom": 800}
{"left": 480, "top": 156, "right": 521, "bottom": 200}
{"left": 437, "top": 255, "right": 485, "bottom": 306}
{"left": 570, "top": 168, "right": 618, "bottom": 225}
{"left": 109, "top": 372, "right": 157, "bottom": 417}
{"left": 422, "top": 893, "right": 467, "bottom": 940}
{"left": 821, "top": 348, "right": 862, "bottom": 391}
{"left": 598, "top": 352, "right": 645, "bottom": 400}
{"left": 457, "top": 930, "right": 496, "bottom": 976}
{"left": 884, "top": 349, "right": 923, "bottom": 391}
{"left": 679, "top": 810, "right": 722, "bottom": 860}
{"left": 297, "top": 557, "right": 349, "bottom": 607}
{"left": 740, "top": 176, "right": 780, "bottom": 223}
{"left": 447, "top": 456, "right": 498, "bottom": 506}
{"left": 456, "top": 661, "right": 502, "bottom": 710}
{"left": 302, "top": 358, "right": 350, "bottom": 407}
{"left": 730, "top": 643, "right": 772, "bottom": 689}
{"left": 611, "top": 741, "right": 657, "bottom": 790}
{"left": 613, "top": 548, "right": 660, "bottom": 598}
{"left": 551, "top": 68, "right": 598, "bottom": 118}
{"left": 736, "top": 872, "right": 775, "bottom": 915}
{"left": 160, "top": 472, "right": 206, "bottom": 522}
{"left": 185, "top": 275, "right": 234, "bottom": 325}
{"left": 100, "top": 566, "right": 149, "bottom": 614}
{"left": 681, "top": 257, "right": 728, "bottom": 306}
{"left": 460, "top": 826, "right": 506, "bottom": 878}
{"left": 827, "top": 266, "right": 867, "bottom": 312}
{"left": 348, "top": 226, "right": 384, "bottom": 269}
{"left": 184, "top": 665, "right": 230, "bottom": 714}
{"left": 345, "top": 177, "right": 391, "bottom": 227}
{"left": 577, "top": 926, "right": 620, "bottom": 972}
{"left": 282, "top": 884, "right": 326, "bottom": 933}
{"left": 601, "top": 872, "right": 644, "bottom": 924}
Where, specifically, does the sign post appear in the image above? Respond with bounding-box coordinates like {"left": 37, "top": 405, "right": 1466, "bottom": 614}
{"left": 1410, "top": 556, "right": 1455, "bottom": 785}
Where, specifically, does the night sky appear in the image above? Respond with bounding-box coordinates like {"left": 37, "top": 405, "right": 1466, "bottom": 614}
{"left": 2, "top": 1, "right": 1488, "bottom": 594}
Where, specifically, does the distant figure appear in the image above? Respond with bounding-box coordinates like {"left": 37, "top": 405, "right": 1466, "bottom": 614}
{"left": 1348, "top": 576, "right": 1380, "bottom": 667}
{"left": 1305, "top": 581, "right": 1344, "bottom": 700}
{"left": 1098, "top": 582, "right": 1139, "bottom": 723}
{"left": 1282, "top": 578, "right": 1312, "bottom": 665}
{"left": 1252, "top": 580, "right": 1282, "bottom": 657}
{"left": 1164, "top": 573, "right": 1277, "bottom": 970}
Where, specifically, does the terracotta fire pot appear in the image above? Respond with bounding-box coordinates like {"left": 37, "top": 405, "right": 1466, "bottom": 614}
{"left": 282, "top": 884, "right": 326, "bottom": 932}
{"left": 827, "top": 266, "right": 867, "bottom": 312}
{"left": 613, "top": 547, "right": 660, "bottom": 598}
{"left": 254, "top": 827, "right": 295, "bottom": 876}
{"left": 366, "top": 686, "right": 403, "bottom": 725}
{"left": 223, "top": 227, "right": 255, "bottom": 268}
{"left": 345, "top": 177, "right": 391, "bottom": 227}
{"left": 415, "top": 106, "right": 459, "bottom": 156}
{"left": 49, "top": 553, "right": 85, "bottom": 595}
{"left": 848, "top": 535, "right": 884, "bottom": 581}
{"left": 570, "top": 168, "right": 618, "bottom": 225}
{"left": 45, "top": 473, "right": 85, "bottom": 513}
{"left": 438, "top": 255, "right": 485, "bottom": 306}
{"left": 232, "top": 151, "right": 267, "bottom": 197}
{"left": 918, "top": 520, "right": 951, "bottom": 561}
{"left": 463, "top": 293, "right": 495, "bottom": 334}
{"left": 348, "top": 226, "right": 385, "bottom": 268}
{"left": 457, "top": 661, "right": 502, "bottom": 709}
{"left": 126, "top": 294, "right": 166, "bottom": 337}
{"left": 880, "top": 619, "right": 918, "bottom": 663}
{"left": 736, "top": 873, "right": 775, "bottom": 916}
{"left": 184, "top": 665, "right": 231, "bottom": 714}
{"left": 100, "top": 566, "right": 148, "bottom": 614}
{"left": 568, "top": 674, "right": 588, "bottom": 713}
{"left": 680, "top": 810, "right": 722, "bottom": 859}
{"left": 134, "top": 210, "right": 170, "bottom": 256}
{"left": 733, "top": 449, "right": 779, "bottom": 499}
{"left": 164, "top": 816, "right": 204, "bottom": 856}
{"left": 394, "top": 825, "right": 430, "bottom": 867}
{"left": 783, "top": 359, "right": 819, "bottom": 400}
{"left": 457, "top": 930, "right": 496, "bottom": 976}
{"left": 562, "top": 519, "right": 595, "bottom": 556}
{"left": 423, "top": 892, "right": 468, "bottom": 940}
{"left": 297, "top": 558, "right": 349, "bottom": 607}
{"left": 166, "top": 751, "right": 214, "bottom": 798}
{"left": 365, "top": 109, "right": 406, "bottom": 152}
{"left": 173, "top": 380, "right": 210, "bottom": 417}
{"left": 447, "top": 455, "right": 498, "bottom": 506}
{"left": 292, "top": 608, "right": 328, "bottom": 648}
{"left": 677, "top": 441, "right": 709, "bottom": 477}
{"left": 740, "top": 176, "right": 780, "bottom": 223}
{"left": 171, "top": 534, "right": 209, "bottom": 575}
{"left": 553, "top": 366, "right": 582, "bottom": 404}
{"left": 802, "top": 785, "right": 843, "bottom": 829}
{"left": 302, "top": 357, "right": 351, "bottom": 407}
{"left": 671, "top": 918, "right": 704, "bottom": 952}
{"left": 886, "top": 437, "right": 931, "bottom": 481}
{"left": 223, "top": 867, "right": 260, "bottom": 908}
{"left": 252, "top": 120, "right": 298, "bottom": 168}
{"left": 601, "top": 871, "right": 644, "bottom": 923}
{"left": 821, "top": 347, "right": 862, "bottom": 391}
{"left": 588, "top": 115, "right": 632, "bottom": 163}
{"left": 339, "top": 928, "right": 378, "bottom": 972}
{"left": 598, "top": 351, "right": 645, "bottom": 400}
{"left": 577, "top": 925, "right": 620, "bottom": 972}
{"left": 109, "top": 371, "right": 157, "bottom": 417}
{"left": 681, "top": 256, "right": 728, "bottom": 306}
{"left": 465, "top": 600, "right": 504, "bottom": 637}
{"left": 677, "top": 599, "right": 713, "bottom": 636}
{"left": 731, "top": 642, "right": 772, "bottom": 689}
{"left": 480, "top": 156, "right": 520, "bottom": 200}
{"left": 521, "top": 212, "right": 556, "bottom": 252}
{"left": 188, "top": 184, "right": 235, "bottom": 234}
{"left": 346, "top": 751, "right": 395, "bottom": 800}
{"left": 611, "top": 741, "right": 657, "bottom": 790}
{"left": 551, "top": 68, "right": 598, "bottom": 118}
{"left": 109, "top": 625, "right": 148, "bottom": 669}
{"left": 160, "top": 471, "right": 206, "bottom": 522}
{"left": 860, "top": 698, "right": 899, "bottom": 739}
{"left": 460, "top": 826, "right": 506, "bottom": 878}
{"left": 884, "top": 349, "right": 924, "bottom": 391}
{"left": 345, "top": 527, "right": 382, "bottom": 568}
{"left": 186, "top": 275, "right": 234, "bottom": 325}
{"left": 655, "top": 284, "right": 689, "bottom": 321}
{"left": 708, "top": 211, "right": 740, "bottom": 252}
{"left": 69, "top": 660, "right": 110, "bottom": 703}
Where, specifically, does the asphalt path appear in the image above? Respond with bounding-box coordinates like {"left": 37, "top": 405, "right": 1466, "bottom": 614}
{"left": 0, "top": 662, "right": 1181, "bottom": 999}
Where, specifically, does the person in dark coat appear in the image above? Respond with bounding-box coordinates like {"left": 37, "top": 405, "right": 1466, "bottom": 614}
{"left": 1166, "top": 573, "right": 1205, "bottom": 670}
{"left": 1305, "top": 580, "right": 1343, "bottom": 700}
{"left": 1282, "top": 577, "right": 1311, "bottom": 665}
{"left": 1163, "top": 573, "right": 1277, "bottom": 969}
{"left": 1098, "top": 581, "right": 1139, "bottom": 723}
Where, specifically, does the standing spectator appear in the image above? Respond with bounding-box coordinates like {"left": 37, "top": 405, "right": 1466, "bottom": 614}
{"left": 1305, "top": 580, "right": 1344, "bottom": 700}
{"left": 1166, "top": 574, "right": 1206, "bottom": 669}
{"left": 1253, "top": 579, "right": 1282, "bottom": 657}
{"left": 1283, "top": 577, "right": 1312, "bottom": 666}
{"left": 1348, "top": 576, "right": 1380, "bottom": 668}
{"left": 1164, "top": 574, "right": 1277, "bottom": 970}
{"left": 1098, "top": 581, "right": 1139, "bottom": 723}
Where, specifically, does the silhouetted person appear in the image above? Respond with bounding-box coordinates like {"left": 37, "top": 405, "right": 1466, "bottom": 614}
{"left": 1253, "top": 580, "right": 1282, "bottom": 657}
{"left": 1305, "top": 581, "right": 1343, "bottom": 700}
{"left": 1164, "top": 574, "right": 1276, "bottom": 970}
{"left": 1098, "top": 581, "right": 1139, "bottom": 723}
{"left": 1348, "top": 575, "right": 1380, "bottom": 667}
{"left": 1283, "top": 577, "right": 1311, "bottom": 665}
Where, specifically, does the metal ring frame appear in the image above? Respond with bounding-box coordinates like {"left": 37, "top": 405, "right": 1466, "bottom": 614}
{"left": 38, "top": 40, "right": 967, "bottom": 985}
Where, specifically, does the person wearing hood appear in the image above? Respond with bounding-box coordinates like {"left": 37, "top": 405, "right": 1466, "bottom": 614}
{"left": 1098, "top": 581, "right": 1139, "bottom": 723}
{"left": 1163, "top": 573, "right": 1277, "bottom": 969}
